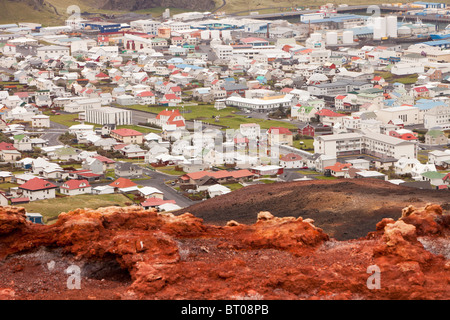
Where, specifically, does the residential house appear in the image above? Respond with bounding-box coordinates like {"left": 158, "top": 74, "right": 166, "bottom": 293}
{"left": 109, "top": 177, "right": 138, "bottom": 192}
{"left": 15, "top": 177, "right": 57, "bottom": 201}
{"left": 110, "top": 128, "right": 144, "bottom": 144}
{"left": 59, "top": 179, "right": 92, "bottom": 196}
{"left": 0, "top": 142, "right": 21, "bottom": 162}
{"left": 279, "top": 153, "right": 305, "bottom": 168}
{"left": 115, "top": 161, "right": 144, "bottom": 178}
{"left": 268, "top": 127, "right": 293, "bottom": 146}
{"left": 425, "top": 129, "right": 448, "bottom": 145}
{"left": 13, "top": 134, "right": 32, "bottom": 151}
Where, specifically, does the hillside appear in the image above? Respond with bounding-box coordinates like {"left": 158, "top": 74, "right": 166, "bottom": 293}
{"left": 0, "top": 0, "right": 397, "bottom": 25}
{"left": 175, "top": 179, "right": 450, "bottom": 240}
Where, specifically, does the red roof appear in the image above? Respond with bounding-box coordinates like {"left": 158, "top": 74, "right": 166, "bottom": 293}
{"left": 0, "top": 142, "right": 16, "bottom": 151}
{"left": 170, "top": 86, "right": 181, "bottom": 92}
{"left": 335, "top": 95, "right": 346, "bottom": 100}
{"left": 324, "top": 162, "right": 352, "bottom": 172}
{"left": 95, "top": 72, "right": 109, "bottom": 78}
{"left": 164, "top": 93, "right": 181, "bottom": 100}
{"left": 315, "top": 109, "right": 346, "bottom": 117}
{"left": 93, "top": 155, "right": 116, "bottom": 164}
{"left": 60, "top": 179, "right": 91, "bottom": 190}
{"left": 111, "top": 128, "right": 143, "bottom": 137}
{"left": 136, "top": 91, "right": 155, "bottom": 97}
{"left": 280, "top": 153, "right": 303, "bottom": 162}
{"left": 10, "top": 197, "right": 29, "bottom": 203}
{"left": 141, "top": 198, "right": 176, "bottom": 207}
{"left": 414, "top": 86, "right": 429, "bottom": 92}
{"left": 184, "top": 169, "right": 254, "bottom": 181}
{"left": 19, "top": 177, "right": 56, "bottom": 191}
{"left": 109, "top": 177, "right": 137, "bottom": 189}
{"left": 268, "top": 127, "right": 292, "bottom": 135}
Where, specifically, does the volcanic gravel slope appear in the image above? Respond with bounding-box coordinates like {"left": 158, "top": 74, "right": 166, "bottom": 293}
{"left": 175, "top": 179, "right": 450, "bottom": 240}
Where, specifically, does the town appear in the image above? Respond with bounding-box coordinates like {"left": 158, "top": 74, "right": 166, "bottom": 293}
{"left": 0, "top": 1, "right": 449, "bottom": 225}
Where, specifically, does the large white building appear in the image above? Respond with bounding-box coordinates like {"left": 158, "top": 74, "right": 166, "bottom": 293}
{"left": 424, "top": 105, "right": 450, "bottom": 129}
{"left": 314, "top": 131, "right": 417, "bottom": 160}
{"left": 225, "top": 94, "right": 294, "bottom": 113}
{"left": 85, "top": 107, "right": 132, "bottom": 125}
{"left": 129, "top": 19, "right": 161, "bottom": 34}
{"left": 64, "top": 98, "right": 102, "bottom": 113}
{"left": 376, "top": 106, "right": 420, "bottom": 126}
{"left": 36, "top": 45, "right": 70, "bottom": 60}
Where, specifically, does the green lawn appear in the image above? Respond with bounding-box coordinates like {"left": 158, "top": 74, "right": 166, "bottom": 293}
{"left": 119, "top": 104, "right": 298, "bottom": 130}
{"left": 374, "top": 71, "right": 418, "bottom": 85}
{"left": 314, "top": 176, "right": 338, "bottom": 180}
{"left": 293, "top": 139, "right": 314, "bottom": 152}
{"left": 0, "top": 182, "right": 19, "bottom": 191}
{"left": 20, "top": 193, "right": 132, "bottom": 224}
{"left": 155, "top": 166, "right": 186, "bottom": 176}
{"left": 223, "top": 183, "right": 244, "bottom": 191}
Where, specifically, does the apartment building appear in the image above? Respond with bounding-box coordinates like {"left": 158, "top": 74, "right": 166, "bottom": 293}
{"left": 314, "top": 132, "right": 417, "bottom": 159}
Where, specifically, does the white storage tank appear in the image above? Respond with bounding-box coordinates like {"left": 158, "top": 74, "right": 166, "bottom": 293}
{"left": 210, "top": 30, "right": 220, "bottom": 40}
{"left": 326, "top": 31, "right": 338, "bottom": 45}
{"left": 200, "top": 30, "right": 210, "bottom": 40}
{"left": 222, "top": 29, "right": 231, "bottom": 40}
{"left": 311, "top": 32, "right": 322, "bottom": 42}
{"left": 342, "top": 30, "right": 354, "bottom": 44}
{"left": 373, "top": 16, "right": 387, "bottom": 40}
{"left": 386, "top": 16, "right": 398, "bottom": 38}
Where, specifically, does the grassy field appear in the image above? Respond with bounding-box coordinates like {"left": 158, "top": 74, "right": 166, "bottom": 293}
{"left": 20, "top": 193, "right": 132, "bottom": 224}
{"left": 293, "top": 139, "right": 314, "bottom": 152}
{"left": 374, "top": 71, "right": 419, "bottom": 85}
{"left": 120, "top": 104, "right": 298, "bottom": 130}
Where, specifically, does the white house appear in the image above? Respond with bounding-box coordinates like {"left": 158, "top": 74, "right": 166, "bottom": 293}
{"left": 15, "top": 177, "right": 57, "bottom": 201}
{"left": 59, "top": 179, "right": 92, "bottom": 196}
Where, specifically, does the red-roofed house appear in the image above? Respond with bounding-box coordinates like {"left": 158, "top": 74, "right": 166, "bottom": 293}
{"left": 0, "top": 142, "right": 21, "bottom": 162}
{"left": 324, "top": 162, "right": 352, "bottom": 177}
{"left": 16, "top": 177, "right": 57, "bottom": 201}
{"left": 135, "top": 91, "right": 156, "bottom": 105}
{"left": 59, "top": 179, "right": 92, "bottom": 196}
{"left": 95, "top": 72, "right": 109, "bottom": 81}
{"left": 280, "top": 153, "right": 305, "bottom": 168}
{"left": 169, "top": 86, "right": 182, "bottom": 97}
{"left": 160, "top": 93, "right": 181, "bottom": 106}
{"left": 268, "top": 127, "right": 293, "bottom": 146}
{"left": 110, "top": 128, "right": 144, "bottom": 144}
{"left": 141, "top": 198, "right": 176, "bottom": 210}
{"left": 412, "top": 86, "right": 430, "bottom": 98}
{"left": 154, "top": 109, "right": 186, "bottom": 130}
{"left": 109, "top": 177, "right": 138, "bottom": 190}
{"left": 315, "top": 109, "right": 346, "bottom": 127}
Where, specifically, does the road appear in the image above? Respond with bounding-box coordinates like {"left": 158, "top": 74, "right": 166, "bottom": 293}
{"left": 40, "top": 121, "right": 68, "bottom": 146}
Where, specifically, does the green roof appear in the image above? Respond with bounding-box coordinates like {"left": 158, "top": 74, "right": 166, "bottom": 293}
{"left": 426, "top": 129, "right": 444, "bottom": 138}
{"left": 13, "top": 134, "right": 25, "bottom": 141}
{"left": 421, "top": 171, "right": 445, "bottom": 180}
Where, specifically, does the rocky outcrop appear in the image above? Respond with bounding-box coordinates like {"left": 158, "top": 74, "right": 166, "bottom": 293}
{"left": 0, "top": 203, "right": 448, "bottom": 300}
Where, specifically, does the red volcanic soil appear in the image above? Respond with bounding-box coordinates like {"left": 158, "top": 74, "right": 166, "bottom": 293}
{"left": 175, "top": 179, "right": 450, "bottom": 240}
{"left": 0, "top": 196, "right": 449, "bottom": 300}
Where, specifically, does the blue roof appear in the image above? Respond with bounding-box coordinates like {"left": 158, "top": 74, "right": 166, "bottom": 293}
{"left": 175, "top": 64, "right": 203, "bottom": 70}
{"left": 415, "top": 99, "right": 446, "bottom": 110}
{"left": 421, "top": 39, "right": 450, "bottom": 46}
{"left": 348, "top": 26, "right": 373, "bottom": 35}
